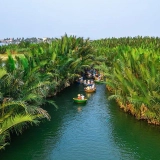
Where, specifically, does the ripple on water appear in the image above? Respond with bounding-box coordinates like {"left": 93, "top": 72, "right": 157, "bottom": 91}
{"left": 1, "top": 84, "right": 160, "bottom": 160}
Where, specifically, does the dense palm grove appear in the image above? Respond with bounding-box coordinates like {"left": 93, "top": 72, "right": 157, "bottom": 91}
{"left": 92, "top": 36, "right": 160, "bottom": 125}
{"left": 1, "top": 35, "right": 160, "bottom": 150}
{"left": 0, "top": 35, "right": 95, "bottom": 150}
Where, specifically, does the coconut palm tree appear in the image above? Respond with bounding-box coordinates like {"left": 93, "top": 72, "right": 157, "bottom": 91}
{"left": 0, "top": 51, "right": 57, "bottom": 150}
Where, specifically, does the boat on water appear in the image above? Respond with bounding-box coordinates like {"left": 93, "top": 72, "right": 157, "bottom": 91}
{"left": 73, "top": 98, "right": 87, "bottom": 103}
{"left": 86, "top": 74, "right": 93, "bottom": 79}
{"left": 94, "top": 80, "right": 105, "bottom": 84}
{"left": 83, "top": 83, "right": 93, "bottom": 87}
{"left": 84, "top": 88, "right": 96, "bottom": 93}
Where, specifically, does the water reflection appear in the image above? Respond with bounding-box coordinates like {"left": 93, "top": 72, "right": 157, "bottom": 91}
{"left": 74, "top": 102, "right": 86, "bottom": 113}
{"left": 2, "top": 84, "right": 160, "bottom": 160}
{"left": 85, "top": 92, "right": 94, "bottom": 98}
{"left": 107, "top": 99, "right": 160, "bottom": 160}
{"left": 77, "top": 106, "right": 82, "bottom": 112}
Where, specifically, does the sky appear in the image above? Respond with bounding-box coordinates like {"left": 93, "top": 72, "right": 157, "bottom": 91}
{"left": 0, "top": 0, "right": 159, "bottom": 40}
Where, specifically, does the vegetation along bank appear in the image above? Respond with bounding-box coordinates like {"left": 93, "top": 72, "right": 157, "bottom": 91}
{"left": 1, "top": 35, "right": 160, "bottom": 150}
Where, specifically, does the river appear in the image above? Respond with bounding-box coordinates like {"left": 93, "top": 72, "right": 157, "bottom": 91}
{"left": 1, "top": 83, "right": 160, "bottom": 160}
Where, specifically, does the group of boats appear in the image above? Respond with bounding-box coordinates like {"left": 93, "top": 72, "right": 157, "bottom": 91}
{"left": 73, "top": 69, "right": 106, "bottom": 103}
{"left": 73, "top": 78, "right": 104, "bottom": 104}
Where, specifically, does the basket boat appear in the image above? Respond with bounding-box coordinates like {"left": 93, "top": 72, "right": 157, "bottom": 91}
{"left": 73, "top": 98, "right": 87, "bottom": 103}
{"left": 84, "top": 88, "right": 96, "bottom": 93}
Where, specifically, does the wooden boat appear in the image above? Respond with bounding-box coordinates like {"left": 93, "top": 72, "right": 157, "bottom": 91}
{"left": 84, "top": 88, "right": 96, "bottom": 93}
{"left": 73, "top": 98, "right": 87, "bottom": 103}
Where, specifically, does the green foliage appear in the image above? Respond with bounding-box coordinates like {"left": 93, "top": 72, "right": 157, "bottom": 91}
{"left": 92, "top": 36, "right": 160, "bottom": 122}
{"left": 0, "top": 34, "right": 96, "bottom": 150}
{"left": 6, "top": 53, "right": 15, "bottom": 72}
{"left": 0, "top": 46, "right": 7, "bottom": 54}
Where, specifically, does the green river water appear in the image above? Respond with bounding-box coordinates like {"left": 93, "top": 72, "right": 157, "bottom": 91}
{"left": 1, "top": 83, "right": 160, "bottom": 160}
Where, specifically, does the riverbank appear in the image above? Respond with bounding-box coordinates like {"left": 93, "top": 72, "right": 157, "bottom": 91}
{"left": 106, "top": 85, "right": 160, "bottom": 126}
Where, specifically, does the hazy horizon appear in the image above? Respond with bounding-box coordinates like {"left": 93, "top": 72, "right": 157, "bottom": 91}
{"left": 0, "top": 0, "right": 159, "bottom": 40}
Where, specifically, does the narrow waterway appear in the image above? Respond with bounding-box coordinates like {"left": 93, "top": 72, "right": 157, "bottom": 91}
{"left": 1, "top": 83, "right": 160, "bottom": 160}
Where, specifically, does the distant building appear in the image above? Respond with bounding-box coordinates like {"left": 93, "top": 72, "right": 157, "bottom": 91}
{"left": 43, "top": 37, "right": 48, "bottom": 41}
{"left": 8, "top": 38, "right": 13, "bottom": 42}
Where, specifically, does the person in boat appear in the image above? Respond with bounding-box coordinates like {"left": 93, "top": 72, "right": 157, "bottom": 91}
{"left": 77, "top": 94, "right": 81, "bottom": 99}
{"left": 87, "top": 80, "right": 92, "bottom": 86}
{"left": 91, "top": 83, "right": 95, "bottom": 89}
{"left": 95, "top": 74, "right": 99, "bottom": 81}
{"left": 95, "top": 74, "right": 101, "bottom": 81}
{"left": 83, "top": 79, "right": 87, "bottom": 85}
{"left": 81, "top": 94, "right": 84, "bottom": 100}
{"left": 85, "top": 86, "right": 90, "bottom": 90}
{"left": 91, "top": 80, "right": 94, "bottom": 84}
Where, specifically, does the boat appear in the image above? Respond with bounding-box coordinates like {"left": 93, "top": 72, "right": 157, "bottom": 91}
{"left": 84, "top": 88, "right": 96, "bottom": 93}
{"left": 73, "top": 98, "right": 87, "bottom": 103}
{"left": 86, "top": 75, "right": 93, "bottom": 79}
{"left": 83, "top": 83, "right": 93, "bottom": 87}
{"left": 94, "top": 80, "right": 105, "bottom": 84}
